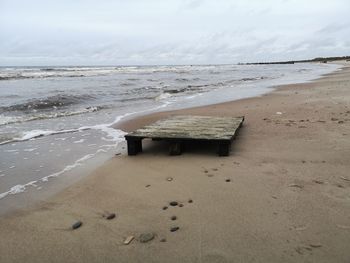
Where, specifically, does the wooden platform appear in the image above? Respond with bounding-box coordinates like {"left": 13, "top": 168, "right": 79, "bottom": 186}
{"left": 124, "top": 115, "right": 244, "bottom": 156}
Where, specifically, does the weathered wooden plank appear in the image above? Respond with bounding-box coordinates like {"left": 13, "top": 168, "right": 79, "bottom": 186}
{"left": 125, "top": 115, "right": 244, "bottom": 156}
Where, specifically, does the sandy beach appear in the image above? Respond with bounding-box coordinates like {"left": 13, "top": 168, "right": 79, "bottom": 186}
{"left": 0, "top": 63, "right": 349, "bottom": 262}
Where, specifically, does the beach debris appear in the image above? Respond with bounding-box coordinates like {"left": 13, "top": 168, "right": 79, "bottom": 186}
{"left": 295, "top": 246, "right": 312, "bottom": 255}
{"left": 171, "top": 216, "right": 177, "bottom": 221}
{"left": 336, "top": 224, "right": 350, "bottom": 229}
{"left": 145, "top": 184, "right": 151, "bottom": 188}
{"left": 72, "top": 221, "right": 83, "bottom": 230}
{"left": 170, "top": 226, "right": 179, "bottom": 232}
{"left": 162, "top": 206, "right": 168, "bottom": 210}
{"left": 166, "top": 177, "right": 173, "bottom": 181}
{"left": 123, "top": 235, "right": 134, "bottom": 245}
{"left": 338, "top": 120, "right": 344, "bottom": 124}
{"left": 204, "top": 170, "right": 209, "bottom": 173}
{"left": 289, "top": 184, "right": 303, "bottom": 189}
{"left": 169, "top": 201, "right": 178, "bottom": 206}
{"left": 139, "top": 233, "right": 155, "bottom": 243}
{"left": 178, "top": 204, "right": 184, "bottom": 207}
{"left": 313, "top": 179, "right": 324, "bottom": 184}
{"left": 188, "top": 199, "right": 193, "bottom": 203}
{"left": 271, "top": 195, "right": 278, "bottom": 199}
{"left": 295, "top": 225, "right": 308, "bottom": 231}
{"left": 309, "top": 243, "right": 322, "bottom": 248}
{"left": 225, "top": 179, "right": 231, "bottom": 182}
{"left": 340, "top": 176, "right": 350, "bottom": 182}
{"left": 160, "top": 238, "right": 167, "bottom": 242}
{"left": 104, "top": 213, "right": 116, "bottom": 220}
{"left": 276, "top": 112, "right": 283, "bottom": 115}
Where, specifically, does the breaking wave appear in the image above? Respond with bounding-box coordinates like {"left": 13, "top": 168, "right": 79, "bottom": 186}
{"left": 0, "top": 94, "right": 96, "bottom": 113}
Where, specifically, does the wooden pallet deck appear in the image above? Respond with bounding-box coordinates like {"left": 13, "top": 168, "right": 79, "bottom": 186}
{"left": 124, "top": 115, "right": 244, "bottom": 156}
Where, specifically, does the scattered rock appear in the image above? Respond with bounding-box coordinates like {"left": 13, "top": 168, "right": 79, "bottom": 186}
{"left": 310, "top": 243, "right": 322, "bottom": 248}
{"left": 313, "top": 180, "right": 324, "bottom": 184}
{"left": 212, "top": 168, "right": 218, "bottom": 171}
{"left": 272, "top": 195, "right": 278, "bottom": 199}
{"left": 169, "top": 201, "right": 178, "bottom": 206}
{"left": 188, "top": 199, "right": 193, "bottom": 203}
{"left": 139, "top": 233, "right": 155, "bottom": 243}
{"left": 166, "top": 177, "right": 173, "bottom": 181}
{"left": 289, "top": 184, "right": 303, "bottom": 189}
{"left": 145, "top": 184, "right": 151, "bottom": 188}
{"left": 331, "top": 117, "right": 338, "bottom": 121}
{"left": 160, "top": 238, "right": 167, "bottom": 242}
{"left": 105, "top": 213, "right": 116, "bottom": 220}
{"left": 301, "top": 160, "right": 306, "bottom": 163}
{"left": 225, "top": 179, "right": 231, "bottom": 182}
{"left": 179, "top": 204, "right": 184, "bottom": 207}
{"left": 204, "top": 170, "right": 208, "bottom": 173}
{"left": 207, "top": 174, "right": 214, "bottom": 177}
{"left": 171, "top": 216, "right": 177, "bottom": 221}
{"left": 170, "top": 227, "right": 179, "bottom": 232}
{"left": 123, "top": 235, "right": 134, "bottom": 245}
{"left": 298, "top": 125, "right": 307, "bottom": 128}
{"left": 336, "top": 184, "right": 344, "bottom": 188}
{"left": 340, "top": 176, "right": 350, "bottom": 182}
{"left": 338, "top": 120, "right": 344, "bottom": 124}
{"left": 72, "top": 221, "right": 82, "bottom": 230}
{"left": 163, "top": 206, "right": 168, "bottom": 210}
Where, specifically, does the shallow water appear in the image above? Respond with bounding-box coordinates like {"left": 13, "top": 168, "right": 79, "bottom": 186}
{"left": 0, "top": 63, "right": 340, "bottom": 212}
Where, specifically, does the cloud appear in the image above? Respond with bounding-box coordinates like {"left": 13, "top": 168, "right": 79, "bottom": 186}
{"left": 0, "top": 0, "right": 349, "bottom": 65}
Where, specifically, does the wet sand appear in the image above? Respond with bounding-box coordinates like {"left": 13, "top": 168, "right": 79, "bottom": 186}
{"left": 0, "top": 63, "right": 349, "bottom": 262}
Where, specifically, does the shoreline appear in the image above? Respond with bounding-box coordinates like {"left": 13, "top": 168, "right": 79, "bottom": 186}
{"left": 1, "top": 62, "right": 349, "bottom": 262}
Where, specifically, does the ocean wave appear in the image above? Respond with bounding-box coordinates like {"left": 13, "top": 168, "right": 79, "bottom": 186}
{"left": 0, "top": 94, "right": 96, "bottom": 113}
{"left": 0, "top": 106, "right": 102, "bottom": 126}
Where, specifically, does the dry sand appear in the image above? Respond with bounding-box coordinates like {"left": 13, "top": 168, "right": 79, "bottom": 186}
{"left": 1, "top": 63, "right": 349, "bottom": 263}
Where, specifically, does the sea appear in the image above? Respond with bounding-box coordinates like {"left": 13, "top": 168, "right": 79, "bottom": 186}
{"left": 0, "top": 63, "right": 340, "bottom": 214}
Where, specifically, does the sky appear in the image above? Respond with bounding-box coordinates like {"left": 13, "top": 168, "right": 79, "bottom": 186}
{"left": 0, "top": 0, "right": 349, "bottom": 66}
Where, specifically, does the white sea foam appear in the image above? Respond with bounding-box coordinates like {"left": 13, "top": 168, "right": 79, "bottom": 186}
{"left": 73, "top": 139, "right": 85, "bottom": 143}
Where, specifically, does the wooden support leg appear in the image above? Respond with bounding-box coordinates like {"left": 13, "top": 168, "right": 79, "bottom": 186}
{"left": 218, "top": 141, "right": 230, "bottom": 156}
{"left": 169, "top": 141, "right": 183, "bottom": 155}
{"left": 127, "top": 139, "right": 142, "bottom": 156}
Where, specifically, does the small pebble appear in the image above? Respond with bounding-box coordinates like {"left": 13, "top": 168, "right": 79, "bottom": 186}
{"left": 124, "top": 235, "right": 134, "bottom": 245}
{"left": 171, "top": 216, "right": 177, "bottom": 221}
{"left": 139, "top": 233, "right": 155, "bottom": 243}
{"left": 163, "top": 206, "right": 168, "bottom": 210}
{"left": 106, "top": 213, "right": 116, "bottom": 220}
{"left": 72, "top": 221, "right": 82, "bottom": 230}
{"left": 160, "top": 238, "right": 167, "bottom": 242}
{"left": 170, "top": 226, "right": 179, "bottom": 232}
{"left": 178, "top": 204, "right": 184, "bottom": 207}
{"left": 145, "top": 184, "right": 151, "bottom": 188}
{"left": 225, "top": 179, "right": 231, "bottom": 182}
{"left": 167, "top": 177, "right": 173, "bottom": 181}
{"left": 169, "top": 201, "right": 178, "bottom": 206}
{"left": 188, "top": 199, "right": 193, "bottom": 203}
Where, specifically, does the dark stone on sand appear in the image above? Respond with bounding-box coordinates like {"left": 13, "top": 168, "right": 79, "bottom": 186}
{"left": 163, "top": 206, "right": 168, "bottom": 210}
{"left": 178, "top": 204, "right": 184, "bottom": 207}
{"left": 188, "top": 199, "right": 193, "bottom": 203}
{"left": 106, "top": 213, "right": 116, "bottom": 220}
{"left": 139, "top": 233, "right": 155, "bottom": 243}
{"left": 171, "top": 216, "right": 177, "bottom": 221}
{"left": 145, "top": 184, "right": 151, "bottom": 187}
{"left": 225, "top": 179, "right": 231, "bottom": 182}
{"left": 72, "top": 221, "right": 82, "bottom": 230}
{"left": 170, "top": 226, "right": 179, "bottom": 232}
{"left": 169, "top": 201, "right": 178, "bottom": 206}
{"left": 160, "top": 238, "right": 167, "bottom": 242}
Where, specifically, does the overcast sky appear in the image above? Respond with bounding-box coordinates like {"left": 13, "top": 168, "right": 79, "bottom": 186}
{"left": 0, "top": 0, "right": 349, "bottom": 66}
